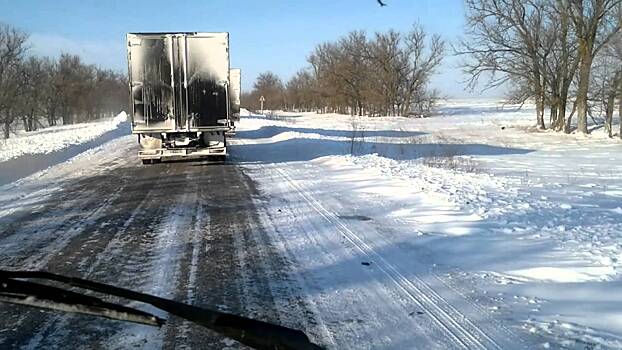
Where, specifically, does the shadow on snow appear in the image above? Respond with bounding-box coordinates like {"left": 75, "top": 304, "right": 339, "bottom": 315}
{"left": 236, "top": 125, "right": 426, "bottom": 140}
{"left": 232, "top": 131, "right": 533, "bottom": 164}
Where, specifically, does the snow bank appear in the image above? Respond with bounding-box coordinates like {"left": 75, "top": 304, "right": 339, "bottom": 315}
{"left": 0, "top": 135, "right": 135, "bottom": 219}
{"left": 239, "top": 108, "right": 252, "bottom": 117}
{"left": 0, "top": 112, "right": 127, "bottom": 162}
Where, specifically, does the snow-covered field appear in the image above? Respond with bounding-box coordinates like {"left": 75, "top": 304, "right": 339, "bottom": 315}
{"left": 233, "top": 100, "right": 622, "bottom": 348}
{"left": 0, "top": 112, "right": 127, "bottom": 162}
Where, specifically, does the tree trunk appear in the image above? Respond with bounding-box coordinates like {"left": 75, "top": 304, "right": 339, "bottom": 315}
{"left": 3, "top": 119, "right": 10, "bottom": 139}
{"left": 565, "top": 101, "right": 577, "bottom": 133}
{"left": 28, "top": 109, "right": 36, "bottom": 131}
{"left": 549, "top": 104, "right": 557, "bottom": 126}
{"left": 22, "top": 117, "right": 30, "bottom": 132}
{"left": 575, "top": 43, "right": 592, "bottom": 134}
{"left": 536, "top": 94, "right": 546, "bottom": 129}
{"left": 619, "top": 85, "right": 622, "bottom": 140}
{"left": 605, "top": 92, "right": 614, "bottom": 138}
{"left": 555, "top": 99, "right": 567, "bottom": 131}
{"left": 48, "top": 110, "right": 56, "bottom": 126}
{"left": 556, "top": 82, "right": 571, "bottom": 131}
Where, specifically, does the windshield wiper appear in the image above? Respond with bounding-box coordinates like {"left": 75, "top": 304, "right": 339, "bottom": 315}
{"left": 0, "top": 270, "right": 324, "bottom": 350}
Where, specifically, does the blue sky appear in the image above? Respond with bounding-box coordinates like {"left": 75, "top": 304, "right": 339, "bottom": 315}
{"left": 0, "top": 0, "right": 487, "bottom": 97}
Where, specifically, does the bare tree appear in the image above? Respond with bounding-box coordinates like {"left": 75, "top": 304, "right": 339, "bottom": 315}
{"left": 366, "top": 30, "right": 403, "bottom": 115}
{"left": 301, "top": 24, "right": 445, "bottom": 117}
{"left": 16, "top": 57, "right": 50, "bottom": 132}
{"left": 39, "top": 57, "right": 61, "bottom": 126}
{"left": 0, "top": 25, "right": 128, "bottom": 137}
{"left": 337, "top": 31, "right": 372, "bottom": 116}
{"left": 458, "top": 0, "right": 621, "bottom": 134}
{"left": 0, "top": 24, "right": 28, "bottom": 139}
{"left": 457, "top": 0, "right": 553, "bottom": 129}
{"left": 565, "top": 0, "right": 621, "bottom": 134}
{"left": 544, "top": 1, "right": 581, "bottom": 132}
{"left": 286, "top": 69, "right": 320, "bottom": 112}
{"left": 307, "top": 31, "right": 376, "bottom": 115}
{"left": 309, "top": 42, "right": 353, "bottom": 114}
{"left": 250, "top": 71, "right": 285, "bottom": 111}
{"left": 619, "top": 40, "right": 622, "bottom": 140}
{"left": 601, "top": 30, "right": 622, "bottom": 137}
{"left": 241, "top": 23, "right": 444, "bottom": 117}
{"left": 592, "top": 37, "right": 621, "bottom": 137}
{"left": 399, "top": 24, "right": 445, "bottom": 116}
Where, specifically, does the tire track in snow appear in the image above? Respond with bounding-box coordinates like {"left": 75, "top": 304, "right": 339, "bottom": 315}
{"left": 1, "top": 159, "right": 198, "bottom": 349}
{"left": 249, "top": 161, "right": 424, "bottom": 348}
{"left": 236, "top": 182, "right": 338, "bottom": 349}
{"left": 162, "top": 163, "right": 274, "bottom": 350}
{"left": 253, "top": 192, "right": 349, "bottom": 349}
{"left": 174, "top": 199, "right": 208, "bottom": 344}
{"left": 0, "top": 170, "right": 136, "bottom": 348}
{"left": 0, "top": 177, "right": 128, "bottom": 270}
{"left": 364, "top": 218, "right": 534, "bottom": 349}
{"left": 0, "top": 139, "right": 137, "bottom": 272}
{"left": 13, "top": 166, "right": 171, "bottom": 350}
{"left": 273, "top": 166, "right": 501, "bottom": 350}
{"left": 107, "top": 168, "right": 197, "bottom": 350}
{"left": 233, "top": 138, "right": 341, "bottom": 349}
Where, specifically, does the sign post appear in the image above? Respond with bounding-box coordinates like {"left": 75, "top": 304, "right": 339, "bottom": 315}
{"left": 259, "top": 95, "right": 266, "bottom": 115}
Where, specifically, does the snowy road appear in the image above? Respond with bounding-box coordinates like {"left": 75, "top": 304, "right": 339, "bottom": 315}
{"left": 0, "top": 134, "right": 538, "bottom": 349}
{"left": 0, "top": 137, "right": 324, "bottom": 349}
{"left": 2, "top": 101, "right": 620, "bottom": 349}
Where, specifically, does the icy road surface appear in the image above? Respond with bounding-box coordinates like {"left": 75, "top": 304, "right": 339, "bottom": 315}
{"left": 0, "top": 137, "right": 321, "bottom": 349}
{"left": 1, "top": 100, "right": 621, "bottom": 349}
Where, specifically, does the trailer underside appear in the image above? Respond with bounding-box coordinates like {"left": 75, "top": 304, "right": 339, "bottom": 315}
{"left": 136, "top": 130, "right": 227, "bottom": 164}
{"left": 138, "top": 147, "right": 227, "bottom": 163}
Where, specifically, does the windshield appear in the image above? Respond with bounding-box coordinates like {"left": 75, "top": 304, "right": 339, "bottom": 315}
{"left": 0, "top": 1, "right": 621, "bottom": 349}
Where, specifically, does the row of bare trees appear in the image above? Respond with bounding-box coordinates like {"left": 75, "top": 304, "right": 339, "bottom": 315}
{"left": 242, "top": 72, "right": 286, "bottom": 111}
{"left": 458, "top": 0, "right": 622, "bottom": 137}
{"left": 242, "top": 23, "right": 446, "bottom": 117}
{"left": 0, "top": 24, "right": 128, "bottom": 139}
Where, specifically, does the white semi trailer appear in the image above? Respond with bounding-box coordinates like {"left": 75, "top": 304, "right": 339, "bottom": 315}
{"left": 227, "top": 68, "right": 241, "bottom": 135}
{"left": 126, "top": 32, "right": 232, "bottom": 164}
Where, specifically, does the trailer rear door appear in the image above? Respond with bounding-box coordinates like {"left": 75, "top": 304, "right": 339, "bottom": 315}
{"left": 127, "top": 34, "right": 176, "bottom": 131}
{"left": 128, "top": 32, "right": 230, "bottom": 132}
{"left": 185, "top": 33, "right": 230, "bottom": 128}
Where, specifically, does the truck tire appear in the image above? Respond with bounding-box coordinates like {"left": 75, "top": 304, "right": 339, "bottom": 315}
{"left": 141, "top": 159, "right": 151, "bottom": 165}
